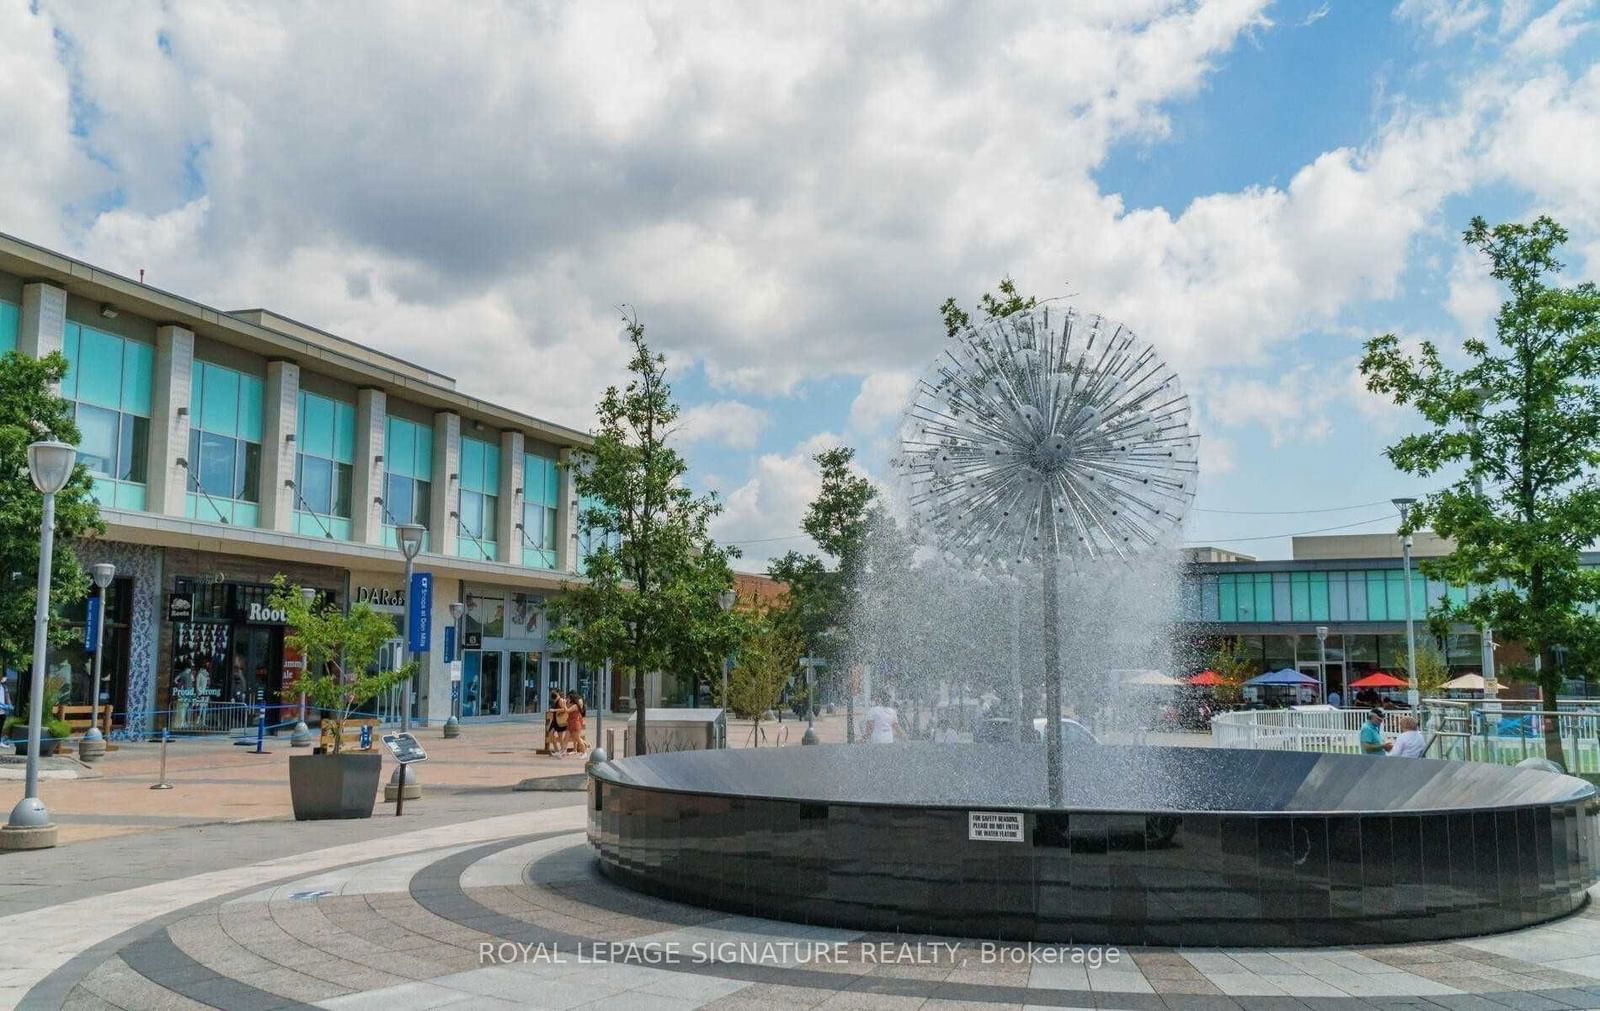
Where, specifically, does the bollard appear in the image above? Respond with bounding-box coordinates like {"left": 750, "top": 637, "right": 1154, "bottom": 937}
{"left": 254, "top": 705, "right": 267, "bottom": 754}
{"left": 150, "top": 728, "right": 174, "bottom": 790}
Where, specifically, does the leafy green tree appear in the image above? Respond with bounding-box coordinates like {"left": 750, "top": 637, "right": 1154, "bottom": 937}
{"left": 268, "top": 578, "right": 413, "bottom": 754}
{"left": 717, "top": 600, "right": 802, "bottom": 746}
{"left": 939, "top": 276, "right": 1038, "bottom": 338}
{"left": 1360, "top": 216, "right": 1600, "bottom": 765}
{"left": 1206, "top": 637, "right": 1254, "bottom": 705}
{"left": 548, "top": 312, "right": 741, "bottom": 754}
{"left": 0, "top": 351, "right": 102, "bottom": 683}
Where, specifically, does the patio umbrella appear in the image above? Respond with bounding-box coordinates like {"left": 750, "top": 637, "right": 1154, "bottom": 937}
{"left": 1189, "top": 670, "right": 1229, "bottom": 686}
{"left": 1244, "top": 669, "right": 1319, "bottom": 686}
{"left": 1348, "top": 672, "right": 1409, "bottom": 689}
{"left": 1439, "top": 673, "right": 1506, "bottom": 693}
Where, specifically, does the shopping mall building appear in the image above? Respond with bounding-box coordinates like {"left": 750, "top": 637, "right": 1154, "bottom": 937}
{"left": 1181, "top": 534, "right": 1600, "bottom": 699}
{"left": 1, "top": 233, "right": 617, "bottom": 736}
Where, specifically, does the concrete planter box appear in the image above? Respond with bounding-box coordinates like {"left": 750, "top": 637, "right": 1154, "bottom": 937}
{"left": 289, "top": 753, "right": 381, "bottom": 820}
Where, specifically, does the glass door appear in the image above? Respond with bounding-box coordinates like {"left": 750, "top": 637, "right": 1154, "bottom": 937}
{"left": 480, "top": 651, "right": 502, "bottom": 715}
{"left": 511, "top": 652, "right": 542, "bottom": 713}
{"left": 549, "top": 657, "right": 575, "bottom": 698}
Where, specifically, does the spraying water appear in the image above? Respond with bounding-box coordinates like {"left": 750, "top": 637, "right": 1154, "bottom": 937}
{"left": 861, "top": 303, "right": 1199, "bottom": 806}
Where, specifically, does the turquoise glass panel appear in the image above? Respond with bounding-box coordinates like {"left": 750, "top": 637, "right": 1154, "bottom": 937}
{"left": 1290, "top": 572, "right": 1310, "bottom": 621}
{"left": 301, "top": 393, "right": 335, "bottom": 459}
{"left": 1310, "top": 571, "right": 1330, "bottom": 621}
{"left": 461, "top": 438, "right": 485, "bottom": 491}
{"left": 1218, "top": 575, "right": 1237, "bottom": 621}
{"left": 237, "top": 374, "right": 263, "bottom": 442}
{"left": 90, "top": 477, "right": 115, "bottom": 507}
{"left": 386, "top": 418, "right": 416, "bottom": 477}
{"left": 60, "top": 323, "right": 81, "bottom": 400}
{"left": 524, "top": 455, "right": 544, "bottom": 504}
{"left": 483, "top": 441, "right": 500, "bottom": 491}
{"left": 546, "top": 459, "right": 559, "bottom": 503}
{"left": 190, "top": 359, "right": 203, "bottom": 413}
{"left": 233, "top": 502, "right": 259, "bottom": 528}
{"left": 200, "top": 363, "right": 239, "bottom": 435}
{"left": 121, "top": 340, "right": 153, "bottom": 415}
{"left": 1411, "top": 572, "right": 1426, "bottom": 619}
{"left": 414, "top": 424, "right": 433, "bottom": 480}
{"left": 114, "top": 482, "right": 146, "bottom": 511}
{"left": 333, "top": 401, "right": 356, "bottom": 463}
{"left": 1385, "top": 571, "right": 1405, "bottom": 620}
{"left": 1366, "top": 571, "right": 1386, "bottom": 619}
{"left": 1253, "top": 573, "right": 1273, "bottom": 621}
{"left": 0, "top": 300, "right": 17, "bottom": 353}
{"left": 76, "top": 326, "right": 124, "bottom": 409}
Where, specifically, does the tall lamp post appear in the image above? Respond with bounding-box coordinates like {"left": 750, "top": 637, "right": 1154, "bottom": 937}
{"left": 1467, "top": 389, "right": 1499, "bottom": 696}
{"left": 3, "top": 440, "right": 78, "bottom": 852}
{"left": 1316, "top": 625, "right": 1329, "bottom": 704}
{"left": 78, "top": 562, "right": 116, "bottom": 764}
{"left": 389, "top": 523, "right": 425, "bottom": 800}
{"left": 1393, "top": 497, "right": 1420, "bottom": 708}
{"left": 717, "top": 589, "right": 736, "bottom": 733}
{"left": 443, "top": 601, "right": 464, "bottom": 737}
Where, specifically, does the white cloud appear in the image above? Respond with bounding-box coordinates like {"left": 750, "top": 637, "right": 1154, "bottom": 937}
{"left": 1395, "top": 0, "right": 1491, "bottom": 44}
{"left": 1508, "top": 0, "right": 1597, "bottom": 58}
{"left": 671, "top": 400, "right": 770, "bottom": 450}
{"left": 1444, "top": 246, "right": 1501, "bottom": 343}
{"left": 713, "top": 432, "right": 844, "bottom": 568}
{"left": 848, "top": 371, "right": 917, "bottom": 432}
{"left": 1204, "top": 366, "right": 1334, "bottom": 447}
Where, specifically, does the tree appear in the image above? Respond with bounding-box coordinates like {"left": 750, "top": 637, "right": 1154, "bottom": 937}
{"left": 939, "top": 275, "right": 1037, "bottom": 338}
{"left": 1206, "top": 637, "right": 1254, "bottom": 705}
{"left": 0, "top": 351, "right": 102, "bottom": 684}
{"left": 1360, "top": 216, "right": 1600, "bottom": 765}
{"left": 548, "top": 312, "right": 741, "bottom": 754}
{"left": 268, "top": 578, "right": 413, "bottom": 755}
{"left": 717, "top": 600, "right": 803, "bottom": 746}
{"left": 1408, "top": 643, "right": 1451, "bottom": 698}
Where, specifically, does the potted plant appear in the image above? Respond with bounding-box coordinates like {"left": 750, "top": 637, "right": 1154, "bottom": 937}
{"left": 270, "top": 578, "right": 414, "bottom": 820}
{"left": 4, "top": 673, "right": 70, "bottom": 757}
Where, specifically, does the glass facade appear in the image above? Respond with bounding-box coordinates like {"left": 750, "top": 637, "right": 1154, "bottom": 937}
{"left": 187, "top": 360, "right": 264, "bottom": 526}
{"left": 576, "top": 493, "right": 621, "bottom": 569}
{"left": 294, "top": 390, "right": 356, "bottom": 540}
{"left": 457, "top": 436, "right": 499, "bottom": 560}
{"left": 521, "top": 452, "right": 559, "bottom": 568}
{"left": 382, "top": 416, "right": 433, "bottom": 549}
{"left": 1202, "top": 569, "right": 1437, "bottom": 623}
{"left": 62, "top": 321, "right": 154, "bottom": 510}
{"left": 0, "top": 298, "right": 17, "bottom": 353}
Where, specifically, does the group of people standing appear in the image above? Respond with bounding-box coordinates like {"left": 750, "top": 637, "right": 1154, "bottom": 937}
{"left": 544, "top": 690, "right": 588, "bottom": 758}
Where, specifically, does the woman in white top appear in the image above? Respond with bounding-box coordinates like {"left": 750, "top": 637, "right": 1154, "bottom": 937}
{"left": 863, "top": 690, "right": 900, "bottom": 743}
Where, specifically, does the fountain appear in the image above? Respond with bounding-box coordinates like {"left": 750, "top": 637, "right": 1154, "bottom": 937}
{"left": 589, "top": 306, "right": 1600, "bottom": 946}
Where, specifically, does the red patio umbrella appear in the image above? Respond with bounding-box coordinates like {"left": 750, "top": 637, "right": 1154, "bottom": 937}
{"left": 1189, "top": 670, "right": 1229, "bottom": 686}
{"left": 1347, "top": 672, "right": 1408, "bottom": 689}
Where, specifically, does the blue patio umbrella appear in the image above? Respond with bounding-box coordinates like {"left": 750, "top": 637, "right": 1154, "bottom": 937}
{"left": 1244, "top": 668, "right": 1319, "bottom": 686}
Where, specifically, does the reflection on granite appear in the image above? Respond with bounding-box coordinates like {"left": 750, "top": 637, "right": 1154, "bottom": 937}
{"left": 588, "top": 744, "right": 1600, "bottom": 946}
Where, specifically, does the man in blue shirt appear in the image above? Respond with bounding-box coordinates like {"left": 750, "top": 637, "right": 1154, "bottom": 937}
{"left": 1359, "top": 708, "right": 1389, "bottom": 755}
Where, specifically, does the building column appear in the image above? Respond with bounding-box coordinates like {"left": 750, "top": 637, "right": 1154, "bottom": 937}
{"left": 353, "top": 388, "right": 387, "bottom": 544}
{"left": 556, "top": 447, "right": 577, "bottom": 572}
{"left": 498, "top": 431, "right": 523, "bottom": 564}
{"left": 430, "top": 411, "right": 461, "bottom": 557}
{"left": 18, "top": 281, "right": 66, "bottom": 358}
{"left": 148, "top": 325, "right": 194, "bottom": 516}
{"left": 260, "top": 361, "right": 300, "bottom": 532}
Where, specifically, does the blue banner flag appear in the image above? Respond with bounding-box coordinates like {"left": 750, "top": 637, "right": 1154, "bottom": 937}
{"left": 85, "top": 595, "right": 101, "bottom": 653}
{"left": 408, "top": 571, "right": 433, "bottom": 652}
{"left": 444, "top": 625, "right": 456, "bottom": 664}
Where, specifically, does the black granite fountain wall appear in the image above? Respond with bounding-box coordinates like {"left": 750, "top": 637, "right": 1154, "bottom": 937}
{"left": 588, "top": 744, "right": 1599, "bottom": 946}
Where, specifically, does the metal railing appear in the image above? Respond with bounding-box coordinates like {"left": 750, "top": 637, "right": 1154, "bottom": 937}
{"left": 1212, "top": 700, "right": 1600, "bottom": 772}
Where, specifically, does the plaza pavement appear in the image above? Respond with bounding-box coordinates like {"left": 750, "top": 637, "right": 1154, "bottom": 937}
{"left": 18, "top": 719, "right": 1600, "bottom": 1009}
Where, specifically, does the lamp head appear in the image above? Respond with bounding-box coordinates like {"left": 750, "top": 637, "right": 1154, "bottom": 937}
{"left": 396, "top": 522, "right": 425, "bottom": 561}
{"left": 91, "top": 562, "right": 116, "bottom": 589}
{"left": 300, "top": 586, "right": 317, "bottom": 607}
{"left": 27, "top": 440, "right": 77, "bottom": 495}
{"left": 718, "top": 589, "right": 737, "bottom": 611}
{"left": 450, "top": 601, "right": 465, "bottom": 620}
{"left": 1316, "top": 625, "right": 1328, "bottom": 641}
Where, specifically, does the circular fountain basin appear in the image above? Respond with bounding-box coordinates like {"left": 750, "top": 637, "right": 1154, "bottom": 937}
{"left": 588, "top": 743, "right": 1600, "bottom": 946}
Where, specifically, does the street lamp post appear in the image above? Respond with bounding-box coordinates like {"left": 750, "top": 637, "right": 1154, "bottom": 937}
{"left": 2, "top": 441, "right": 78, "bottom": 852}
{"left": 717, "top": 589, "right": 736, "bottom": 729}
{"left": 389, "top": 523, "right": 425, "bottom": 799}
{"left": 1316, "top": 625, "right": 1329, "bottom": 704}
{"left": 443, "top": 601, "right": 464, "bottom": 738}
{"left": 78, "top": 562, "right": 116, "bottom": 764}
{"left": 1393, "top": 497, "right": 1420, "bottom": 708}
{"left": 1467, "top": 389, "right": 1499, "bottom": 696}
{"left": 290, "top": 587, "right": 315, "bottom": 746}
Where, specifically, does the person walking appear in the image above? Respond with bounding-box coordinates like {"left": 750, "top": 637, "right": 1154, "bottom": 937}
{"left": 543, "top": 690, "right": 562, "bottom": 755}
{"left": 549, "top": 692, "right": 571, "bottom": 758}
{"left": 1389, "top": 716, "right": 1426, "bottom": 757}
{"left": 566, "top": 690, "right": 588, "bottom": 756}
{"left": 863, "top": 690, "right": 900, "bottom": 743}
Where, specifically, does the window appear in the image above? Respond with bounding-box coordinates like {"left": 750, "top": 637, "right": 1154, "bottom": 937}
{"left": 293, "top": 391, "right": 356, "bottom": 539}
{"left": 382, "top": 416, "right": 433, "bottom": 549}
{"left": 186, "top": 360, "right": 264, "bottom": 526}
{"left": 521, "top": 452, "right": 560, "bottom": 568}
{"left": 456, "top": 436, "right": 499, "bottom": 560}
{"left": 0, "top": 298, "right": 17, "bottom": 354}
{"left": 62, "top": 322, "right": 154, "bottom": 510}
{"left": 576, "top": 493, "right": 622, "bottom": 569}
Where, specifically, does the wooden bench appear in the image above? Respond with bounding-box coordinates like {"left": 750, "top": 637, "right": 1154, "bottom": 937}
{"left": 50, "top": 704, "right": 119, "bottom": 751}
{"left": 318, "top": 717, "right": 380, "bottom": 752}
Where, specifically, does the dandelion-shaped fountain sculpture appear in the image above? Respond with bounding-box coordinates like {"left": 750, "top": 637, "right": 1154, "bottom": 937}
{"left": 891, "top": 304, "right": 1197, "bottom": 805}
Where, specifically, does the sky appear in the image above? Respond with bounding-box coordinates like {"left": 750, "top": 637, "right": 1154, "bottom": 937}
{"left": 4, "top": 0, "right": 1599, "bottom": 569}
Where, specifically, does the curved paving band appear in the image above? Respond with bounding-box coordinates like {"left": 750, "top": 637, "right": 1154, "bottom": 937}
{"left": 589, "top": 745, "right": 1600, "bottom": 947}
{"left": 33, "top": 824, "right": 1600, "bottom": 1010}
